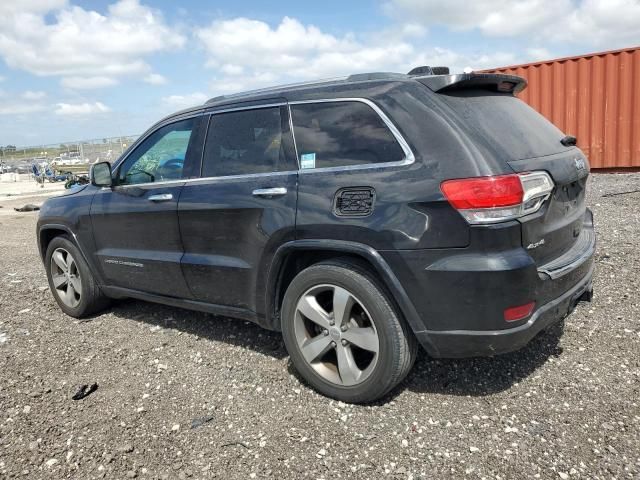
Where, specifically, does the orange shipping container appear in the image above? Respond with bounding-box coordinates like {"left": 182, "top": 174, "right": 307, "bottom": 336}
{"left": 482, "top": 46, "right": 640, "bottom": 169}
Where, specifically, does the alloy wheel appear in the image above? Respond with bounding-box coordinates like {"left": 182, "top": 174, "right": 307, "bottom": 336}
{"left": 293, "top": 284, "right": 380, "bottom": 386}
{"left": 50, "top": 248, "right": 82, "bottom": 308}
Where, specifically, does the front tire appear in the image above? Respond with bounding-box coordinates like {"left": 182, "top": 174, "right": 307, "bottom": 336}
{"left": 281, "top": 259, "right": 417, "bottom": 403}
{"left": 45, "top": 235, "right": 110, "bottom": 318}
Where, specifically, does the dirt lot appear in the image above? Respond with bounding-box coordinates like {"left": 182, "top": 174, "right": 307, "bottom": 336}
{"left": 0, "top": 174, "right": 638, "bottom": 479}
{"left": 0, "top": 177, "right": 66, "bottom": 201}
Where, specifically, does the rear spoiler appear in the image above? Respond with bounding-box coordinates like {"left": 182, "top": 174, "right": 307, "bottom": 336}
{"left": 417, "top": 73, "right": 527, "bottom": 95}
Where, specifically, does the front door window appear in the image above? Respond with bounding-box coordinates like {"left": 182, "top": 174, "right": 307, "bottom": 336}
{"left": 118, "top": 118, "right": 195, "bottom": 185}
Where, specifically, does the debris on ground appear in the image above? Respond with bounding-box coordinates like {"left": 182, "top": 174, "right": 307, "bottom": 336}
{"left": 221, "top": 441, "right": 250, "bottom": 449}
{"left": 71, "top": 383, "right": 98, "bottom": 400}
{"left": 601, "top": 188, "right": 640, "bottom": 197}
{"left": 13, "top": 204, "right": 40, "bottom": 212}
{"left": 190, "top": 415, "right": 215, "bottom": 429}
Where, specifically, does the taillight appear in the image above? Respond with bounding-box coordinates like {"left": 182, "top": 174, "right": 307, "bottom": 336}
{"left": 504, "top": 301, "right": 535, "bottom": 322}
{"left": 441, "top": 171, "right": 554, "bottom": 224}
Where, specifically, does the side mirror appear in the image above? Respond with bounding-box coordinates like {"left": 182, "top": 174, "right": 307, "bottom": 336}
{"left": 90, "top": 161, "right": 113, "bottom": 187}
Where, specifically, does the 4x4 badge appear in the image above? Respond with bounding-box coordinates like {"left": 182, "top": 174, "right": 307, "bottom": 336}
{"left": 574, "top": 157, "right": 586, "bottom": 171}
{"left": 526, "top": 238, "right": 545, "bottom": 250}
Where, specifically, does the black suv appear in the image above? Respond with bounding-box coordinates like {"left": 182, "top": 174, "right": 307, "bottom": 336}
{"left": 37, "top": 69, "right": 595, "bottom": 402}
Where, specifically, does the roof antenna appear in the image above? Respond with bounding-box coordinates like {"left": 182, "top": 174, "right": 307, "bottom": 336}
{"left": 407, "top": 66, "right": 433, "bottom": 76}
{"left": 408, "top": 66, "right": 450, "bottom": 76}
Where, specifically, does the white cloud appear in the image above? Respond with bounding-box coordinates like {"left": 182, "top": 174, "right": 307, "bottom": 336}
{"left": 556, "top": 0, "right": 640, "bottom": 47}
{"left": 386, "top": 0, "right": 640, "bottom": 48}
{"left": 55, "top": 102, "right": 111, "bottom": 115}
{"left": 525, "top": 48, "right": 553, "bottom": 62}
{"left": 220, "top": 64, "right": 245, "bottom": 76}
{"left": 61, "top": 76, "right": 119, "bottom": 89}
{"left": 0, "top": 89, "right": 48, "bottom": 114}
{"left": 0, "top": 102, "right": 48, "bottom": 115}
{"left": 385, "top": 0, "right": 562, "bottom": 35}
{"left": 197, "top": 16, "right": 412, "bottom": 93}
{"left": 397, "top": 23, "right": 428, "bottom": 39}
{"left": 144, "top": 73, "right": 167, "bottom": 85}
{"left": 0, "top": 0, "right": 184, "bottom": 88}
{"left": 161, "top": 92, "right": 208, "bottom": 109}
{"left": 196, "top": 16, "right": 518, "bottom": 96}
{"left": 21, "top": 90, "right": 47, "bottom": 100}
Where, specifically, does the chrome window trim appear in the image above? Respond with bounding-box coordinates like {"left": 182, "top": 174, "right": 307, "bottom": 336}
{"left": 111, "top": 170, "right": 298, "bottom": 190}
{"left": 287, "top": 105, "right": 301, "bottom": 169}
{"left": 107, "top": 180, "right": 186, "bottom": 190}
{"left": 182, "top": 170, "right": 297, "bottom": 185}
{"left": 207, "top": 102, "right": 287, "bottom": 115}
{"left": 288, "top": 98, "right": 415, "bottom": 174}
{"left": 110, "top": 97, "right": 414, "bottom": 188}
{"left": 111, "top": 111, "right": 206, "bottom": 172}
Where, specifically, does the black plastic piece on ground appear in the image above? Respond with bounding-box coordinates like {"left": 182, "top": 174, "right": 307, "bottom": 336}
{"left": 71, "top": 383, "right": 98, "bottom": 400}
{"left": 14, "top": 204, "right": 40, "bottom": 212}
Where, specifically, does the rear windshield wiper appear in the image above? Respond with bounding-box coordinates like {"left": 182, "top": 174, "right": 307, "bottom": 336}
{"left": 561, "top": 135, "right": 577, "bottom": 146}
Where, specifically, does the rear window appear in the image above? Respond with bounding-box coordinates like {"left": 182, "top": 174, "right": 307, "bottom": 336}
{"left": 290, "top": 101, "right": 405, "bottom": 169}
{"left": 435, "top": 90, "right": 566, "bottom": 160}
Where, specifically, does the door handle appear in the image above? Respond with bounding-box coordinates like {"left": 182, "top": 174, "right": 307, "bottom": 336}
{"left": 252, "top": 187, "right": 287, "bottom": 197}
{"left": 148, "top": 193, "right": 173, "bottom": 202}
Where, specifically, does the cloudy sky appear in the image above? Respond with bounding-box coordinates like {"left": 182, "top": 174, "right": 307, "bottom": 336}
{"left": 0, "top": 0, "right": 638, "bottom": 146}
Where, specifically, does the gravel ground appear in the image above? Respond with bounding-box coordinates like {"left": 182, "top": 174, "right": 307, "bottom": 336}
{"left": 0, "top": 173, "right": 638, "bottom": 479}
{"left": 0, "top": 178, "right": 65, "bottom": 199}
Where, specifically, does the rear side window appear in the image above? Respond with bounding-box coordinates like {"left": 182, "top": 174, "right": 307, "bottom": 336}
{"left": 290, "top": 101, "right": 405, "bottom": 169}
{"left": 202, "top": 106, "right": 294, "bottom": 177}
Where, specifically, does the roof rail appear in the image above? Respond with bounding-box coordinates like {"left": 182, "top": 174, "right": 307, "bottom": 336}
{"left": 202, "top": 67, "right": 453, "bottom": 106}
{"left": 346, "top": 72, "right": 407, "bottom": 82}
{"left": 204, "top": 76, "right": 349, "bottom": 105}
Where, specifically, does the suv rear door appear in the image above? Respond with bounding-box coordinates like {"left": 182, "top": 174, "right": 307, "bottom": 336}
{"left": 90, "top": 115, "right": 205, "bottom": 297}
{"left": 178, "top": 102, "right": 298, "bottom": 312}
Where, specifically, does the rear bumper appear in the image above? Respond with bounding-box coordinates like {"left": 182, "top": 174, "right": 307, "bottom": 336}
{"left": 381, "top": 209, "right": 596, "bottom": 358}
{"left": 414, "top": 264, "right": 593, "bottom": 357}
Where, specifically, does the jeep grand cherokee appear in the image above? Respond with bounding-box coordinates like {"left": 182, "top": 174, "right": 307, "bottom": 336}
{"left": 37, "top": 68, "right": 595, "bottom": 402}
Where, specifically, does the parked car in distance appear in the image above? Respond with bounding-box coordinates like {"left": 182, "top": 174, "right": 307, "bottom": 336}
{"left": 37, "top": 67, "right": 595, "bottom": 402}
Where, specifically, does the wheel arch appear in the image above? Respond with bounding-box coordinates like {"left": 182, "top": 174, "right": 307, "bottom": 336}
{"left": 38, "top": 224, "right": 75, "bottom": 260}
{"left": 264, "top": 240, "right": 438, "bottom": 356}
{"left": 37, "top": 225, "right": 97, "bottom": 283}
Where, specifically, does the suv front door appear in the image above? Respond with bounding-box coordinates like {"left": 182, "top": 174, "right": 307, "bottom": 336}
{"left": 178, "top": 103, "right": 298, "bottom": 313}
{"left": 90, "top": 115, "right": 204, "bottom": 297}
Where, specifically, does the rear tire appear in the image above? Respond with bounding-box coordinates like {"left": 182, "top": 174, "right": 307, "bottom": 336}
{"left": 45, "top": 235, "right": 110, "bottom": 318}
{"left": 281, "top": 259, "right": 417, "bottom": 403}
